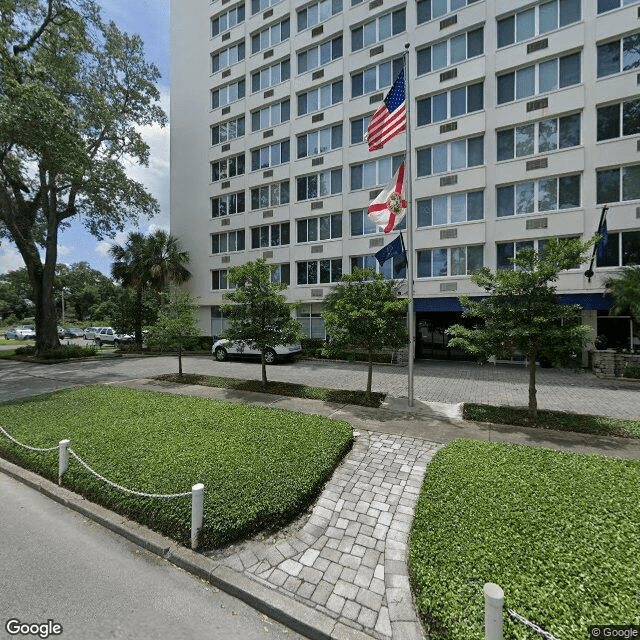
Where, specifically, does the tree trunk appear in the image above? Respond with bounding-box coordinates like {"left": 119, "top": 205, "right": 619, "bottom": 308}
{"left": 528, "top": 350, "right": 537, "bottom": 418}
{"left": 366, "top": 348, "right": 373, "bottom": 400}
{"left": 178, "top": 346, "right": 183, "bottom": 377}
{"left": 261, "top": 352, "right": 267, "bottom": 389}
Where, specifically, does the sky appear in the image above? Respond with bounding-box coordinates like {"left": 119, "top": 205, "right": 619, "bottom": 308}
{"left": 0, "top": 0, "right": 171, "bottom": 276}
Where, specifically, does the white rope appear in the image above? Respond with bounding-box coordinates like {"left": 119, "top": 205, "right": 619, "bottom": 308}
{"left": 67, "top": 449, "right": 192, "bottom": 499}
{"left": 0, "top": 426, "right": 58, "bottom": 452}
{"left": 508, "top": 609, "right": 562, "bottom": 640}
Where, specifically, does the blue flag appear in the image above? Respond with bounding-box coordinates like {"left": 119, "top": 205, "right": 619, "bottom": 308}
{"left": 375, "top": 235, "right": 404, "bottom": 267}
{"left": 597, "top": 218, "right": 608, "bottom": 261}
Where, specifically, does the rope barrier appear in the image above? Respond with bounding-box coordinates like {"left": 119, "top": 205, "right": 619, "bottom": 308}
{"left": 508, "top": 609, "right": 562, "bottom": 640}
{"left": 0, "top": 426, "right": 58, "bottom": 452}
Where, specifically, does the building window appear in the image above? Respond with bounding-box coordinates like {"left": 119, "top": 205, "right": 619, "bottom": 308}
{"left": 497, "top": 174, "right": 580, "bottom": 216}
{"left": 251, "top": 18, "right": 290, "bottom": 54}
{"left": 298, "top": 80, "right": 343, "bottom": 116}
{"left": 417, "top": 191, "right": 484, "bottom": 227}
{"left": 417, "top": 0, "right": 481, "bottom": 25}
{"left": 497, "top": 113, "right": 580, "bottom": 160}
{"left": 417, "top": 245, "right": 483, "bottom": 277}
{"left": 597, "top": 34, "right": 640, "bottom": 78}
{"left": 212, "top": 269, "right": 235, "bottom": 290}
{"left": 497, "top": 0, "right": 581, "bottom": 49}
{"left": 297, "top": 259, "right": 343, "bottom": 284}
{"left": 297, "top": 124, "right": 342, "bottom": 158}
{"left": 497, "top": 52, "right": 580, "bottom": 105}
{"left": 211, "top": 305, "right": 229, "bottom": 337}
{"left": 596, "top": 164, "right": 640, "bottom": 203}
{"left": 251, "top": 222, "right": 290, "bottom": 248}
{"left": 351, "top": 254, "right": 406, "bottom": 279}
{"left": 351, "top": 57, "right": 403, "bottom": 98}
{"left": 296, "top": 303, "right": 325, "bottom": 338}
{"left": 416, "top": 81, "right": 483, "bottom": 126}
{"left": 251, "top": 181, "right": 290, "bottom": 209}
{"left": 416, "top": 27, "right": 484, "bottom": 76}
{"left": 212, "top": 230, "right": 246, "bottom": 254}
{"left": 496, "top": 238, "right": 579, "bottom": 269}
{"left": 212, "top": 116, "right": 245, "bottom": 146}
{"left": 351, "top": 8, "right": 406, "bottom": 52}
{"left": 211, "top": 4, "right": 245, "bottom": 37}
{"left": 211, "top": 154, "right": 245, "bottom": 181}
{"left": 211, "top": 79, "right": 245, "bottom": 109}
{"left": 416, "top": 136, "right": 484, "bottom": 176}
{"left": 251, "top": 0, "right": 282, "bottom": 14}
{"left": 297, "top": 213, "right": 342, "bottom": 242}
{"left": 297, "top": 0, "right": 343, "bottom": 31}
{"left": 597, "top": 230, "right": 640, "bottom": 266}
{"left": 297, "top": 168, "right": 342, "bottom": 200}
{"left": 211, "top": 191, "right": 245, "bottom": 218}
{"left": 350, "top": 155, "right": 404, "bottom": 190}
{"left": 350, "top": 208, "right": 406, "bottom": 235}
{"left": 298, "top": 36, "right": 343, "bottom": 74}
{"left": 251, "top": 140, "right": 290, "bottom": 170}
{"left": 251, "top": 99, "right": 290, "bottom": 132}
{"left": 271, "top": 263, "right": 291, "bottom": 284}
{"left": 351, "top": 115, "right": 373, "bottom": 144}
{"left": 211, "top": 41, "right": 245, "bottom": 73}
{"left": 251, "top": 59, "right": 290, "bottom": 92}
{"left": 597, "top": 98, "right": 640, "bottom": 141}
{"left": 598, "top": 0, "right": 640, "bottom": 13}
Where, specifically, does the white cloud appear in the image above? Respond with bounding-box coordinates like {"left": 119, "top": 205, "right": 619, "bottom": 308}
{"left": 0, "top": 246, "right": 24, "bottom": 273}
{"left": 57, "top": 245, "right": 72, "bottom": 257}
{"left": 94, "top": 229, "right": 131, "bottom": 258}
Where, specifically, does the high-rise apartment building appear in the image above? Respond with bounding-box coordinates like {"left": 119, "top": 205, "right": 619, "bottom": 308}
{"left": 171, "top": 0, "right": 640, "bottom": 354}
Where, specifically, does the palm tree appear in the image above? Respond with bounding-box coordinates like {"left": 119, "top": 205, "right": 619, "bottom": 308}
{"left": 605, "top": 266, "right": 640, "bottom": 326}
{"left": 110, "top": 230, "right": 191, "bottom": 346}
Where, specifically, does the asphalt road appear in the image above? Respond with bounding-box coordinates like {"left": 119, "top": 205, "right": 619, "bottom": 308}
{"left": 0, "top": 473, "right": 301, "bottom": 640}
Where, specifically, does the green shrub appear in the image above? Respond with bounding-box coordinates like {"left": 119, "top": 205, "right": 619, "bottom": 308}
{"left": 14, "top": 344, "right": 97, "bottom": 360}
{"left": 0, "top": 386, "right": 353, "bottom": 549}
{"left": 409, "top": 440, "right": 640, "bottom": 640}
{"left": 623, "top": 363, "right": 640, "bottom": 379}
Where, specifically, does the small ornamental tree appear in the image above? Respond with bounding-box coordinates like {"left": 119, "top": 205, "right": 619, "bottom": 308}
{"left": 221, "top": 259, "right": 302, "bottom": 388}
{"left": 322, "top": 268, "right": 410, "bottom": 400}
{"left": 605, "top": 266, "right": 640, "bottom": 328}
{"left": 145, "top": 290, "right": 201, "bottom": 376}
{"left": 447, "top": 237, "right": 595, "bottom": 418}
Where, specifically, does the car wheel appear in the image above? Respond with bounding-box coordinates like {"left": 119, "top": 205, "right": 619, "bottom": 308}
{"left": 95, "top": 339, "right": 101, "bottom": 347}
{"left": 215, "top": 347, "right": 228, "bottom": 362}
{"left": 264, "top": 348, "right": 277, "bottom": 365}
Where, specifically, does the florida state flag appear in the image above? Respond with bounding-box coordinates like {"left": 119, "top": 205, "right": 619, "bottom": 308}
{"left": 367, "top": 163, "right": 407, "bottom": 233}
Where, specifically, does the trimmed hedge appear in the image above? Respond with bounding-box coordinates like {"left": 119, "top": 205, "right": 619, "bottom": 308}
{"left": 409, "top": 440, "right": 640, "bottom": 640}
{"left": 0, "top": 386, "right": 352, "bottom": 549}
{"left": 14, "top": 344, "right": 98, "bottom": 361}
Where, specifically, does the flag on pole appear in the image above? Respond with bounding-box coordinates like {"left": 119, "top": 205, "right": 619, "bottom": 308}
{"left": 368, "top": 163, "right": 407, "bottom": 233}
{"left": 597, "top": 217, "right": 608, "bottom": 261}
{"left": 375, "top": 235, "right": 405, "bottom": 267}
{"left": 365, "top": 68, "right": 406, "bottom": 152}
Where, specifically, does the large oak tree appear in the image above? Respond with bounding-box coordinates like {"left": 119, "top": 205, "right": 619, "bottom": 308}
{"left": 0, "top": 0, "right": 166, "bottom": 352}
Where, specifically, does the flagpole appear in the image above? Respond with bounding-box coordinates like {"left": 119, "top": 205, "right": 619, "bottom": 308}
{"left": 403, "top": 43, "right": 415, "bottom": 407}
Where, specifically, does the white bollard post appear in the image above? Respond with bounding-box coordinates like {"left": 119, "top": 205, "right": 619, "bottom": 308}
{"left": 484, "top": 582, "right": 504, "bottom": 640}
{"left": 191, "top": 483, "right": 204, "bottom": 550}
{"left": 58, "top": 439, "right": 70, "bottom": 485}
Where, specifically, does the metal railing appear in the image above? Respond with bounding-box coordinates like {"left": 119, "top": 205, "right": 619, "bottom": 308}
{"left": 0, "top": 426, "right": 204, "bottom": 549}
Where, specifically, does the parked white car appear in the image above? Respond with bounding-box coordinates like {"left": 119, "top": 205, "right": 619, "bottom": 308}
{"left": 94, "top": 327, "right": 134, "bottom": 347}
{"left": 14, "top": 325, "right": 36, "bottom": 340}
{"left": 212, "top": 338, "right": 301, "bottom": 364}
{"left": 83, "top": 327, "right": 101, "bottom": 340}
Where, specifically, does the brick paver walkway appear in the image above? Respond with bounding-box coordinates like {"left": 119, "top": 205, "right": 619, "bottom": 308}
{"left": 210, "top": 431, "right": 441, "bottom": 640}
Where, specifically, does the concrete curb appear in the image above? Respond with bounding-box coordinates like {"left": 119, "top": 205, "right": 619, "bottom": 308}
{"left": 0, "top": 456, "right": 378, "bottom": 640}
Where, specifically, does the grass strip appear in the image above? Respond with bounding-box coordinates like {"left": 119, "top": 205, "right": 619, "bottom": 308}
{"left": 155, "top": 373, "right": 385, "bottom": 408}
{"left": 464, "top": 403, "right": 640, "bottom": 438}
{"left": 0, "top": 386, "right": 352, "bottom": 549}
{"left": 409, "top": 439, "right": 640, "bottom": 640}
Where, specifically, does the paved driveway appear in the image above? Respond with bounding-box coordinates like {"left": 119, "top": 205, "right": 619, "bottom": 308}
{"left": 0, "top": 354, "right": 637, "bottom": 419}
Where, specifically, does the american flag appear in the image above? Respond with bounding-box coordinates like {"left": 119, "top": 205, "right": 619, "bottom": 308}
{"left": 365, "top": 68, "right": 406, "bottom": 152}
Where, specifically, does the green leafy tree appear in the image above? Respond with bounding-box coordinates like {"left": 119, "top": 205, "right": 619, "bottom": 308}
{"left": 54, "top": 262, "right": 117, "bottom": 321}
{"left": 0, "top": 0, "right": 167, "bottom": 352}
{"left": 221, "top": 259, "right": 302, "bottom": 388}
{"left": 605, "top": 266, "right": 640, "bottom": 328}
{"left": 322, "top": 268, "right": 410, "bottom": 400}
{"left": 109, "top": 287, "right": 157, "bottom": 337}
{"left": 0, "top": 267, "right": 34, "bottom": 320}
{"left": 447, "top": 238, "right": 595, "bottom": 418}
{"left": 146, "top": 291, "right": 201, "bottom": 376}
{"left": 110, "top": 230, "right": 190, "bottom": 346}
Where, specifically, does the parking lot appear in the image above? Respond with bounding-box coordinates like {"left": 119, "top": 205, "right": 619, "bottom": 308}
{"left": 0, "top": 353, "right": 638, "bottom": 419}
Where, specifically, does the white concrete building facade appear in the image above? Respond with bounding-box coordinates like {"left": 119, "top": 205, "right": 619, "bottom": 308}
{"left": 171, "top": 0, "right": 640, "bottom": 352}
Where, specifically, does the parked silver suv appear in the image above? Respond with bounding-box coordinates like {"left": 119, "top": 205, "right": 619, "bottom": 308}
{"left": 94, "top": 327, "right": 134, "bottom": 347}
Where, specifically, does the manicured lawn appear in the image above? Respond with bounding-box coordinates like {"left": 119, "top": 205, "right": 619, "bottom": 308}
{"left": 464, "top": 403, "right": 640, "bottom": 438}
{"left": 0, "top": 386, "right": 353, "bottom": 549}
{"left": 156, "top": 373, "right": 386, "bottom": 408}
{"left": 409, "top": 440, "right": 640, "bottom": 640}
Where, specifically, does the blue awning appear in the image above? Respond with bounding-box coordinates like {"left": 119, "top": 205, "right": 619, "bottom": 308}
{"left": 414, "top": 293, "right": 612, "bottom": 313}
